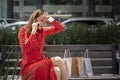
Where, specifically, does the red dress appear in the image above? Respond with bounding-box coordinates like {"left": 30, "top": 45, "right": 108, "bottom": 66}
{"left": 18, "top": 20, "right": 64, "bottom": 80}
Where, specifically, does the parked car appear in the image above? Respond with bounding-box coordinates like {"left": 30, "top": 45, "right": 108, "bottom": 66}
{"left": 4, "top": 21, "right": 28, "bottom": 32}
{"left": 62, "top": 17, "right": 116, "bottom": 29}
{"left": 0, "top": 18, "right": 18, "bottom": 27}
{"left": 117, "top": 21, "right": 120, "bottom": 27}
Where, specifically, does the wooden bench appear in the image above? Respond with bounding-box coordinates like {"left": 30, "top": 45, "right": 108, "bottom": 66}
{"left": 0, "top": 44, "right": 120, "bottom": 80}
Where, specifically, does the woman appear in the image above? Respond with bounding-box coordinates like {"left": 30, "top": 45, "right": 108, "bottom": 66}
{"left": 18, "top": 9, "right": 67, "bottom": 80}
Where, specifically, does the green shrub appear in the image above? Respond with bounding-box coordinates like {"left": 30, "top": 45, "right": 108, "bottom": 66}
{"left": 46, "top": 24, "right": 120, "bottom": 44}
{"left": 62, "top": 24, "right": 89, "bottom": 44}
{"left": 93, "top": 26, "right": 118, "bottom": 44}
{"left": 0, "top": 28, "right": 19, "bottom": 51}
{"left": 0, "top": 24, "right": 120, "bottom": 47}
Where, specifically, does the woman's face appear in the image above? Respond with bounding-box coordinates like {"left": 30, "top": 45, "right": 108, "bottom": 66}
{"left": 36, "top": 12, "right": 48, "bottom": 29}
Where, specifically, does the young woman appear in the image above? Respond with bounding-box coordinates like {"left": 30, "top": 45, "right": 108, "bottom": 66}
{"left": 18, "top": 9, "right": 67, "bottom": 80}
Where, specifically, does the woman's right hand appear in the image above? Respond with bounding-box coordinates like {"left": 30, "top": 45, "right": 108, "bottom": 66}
{"left": 31, "top": 22, "right": 39, "bottom": 34}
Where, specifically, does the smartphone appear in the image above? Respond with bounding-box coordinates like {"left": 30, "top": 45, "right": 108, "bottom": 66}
{"left": 34, "top": 19, "right": 39, "bottom": 27}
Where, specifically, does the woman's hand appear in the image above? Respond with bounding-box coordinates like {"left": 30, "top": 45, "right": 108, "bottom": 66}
{"left": 43, "top": 12, "right": 54, "bottom": 23}
{"left": 31, "top": 21, "right": 39, "bottom": 34}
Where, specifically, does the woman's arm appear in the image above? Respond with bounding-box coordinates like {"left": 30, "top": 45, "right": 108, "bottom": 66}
{"left": 44, "top": 20, "right": 64, "bottom": 36}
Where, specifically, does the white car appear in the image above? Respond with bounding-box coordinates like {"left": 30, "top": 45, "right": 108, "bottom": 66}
{"left": 117, "top": 21, "right": 120, "bottom": 26}
{"left": 0, "top": 18, "right": 18, "bottom": 27}
{"left": 62, "top": 17, "right": 116, "bottom": 29}
{"left": 4, "top": 21, "right": 28, "bottom": 31}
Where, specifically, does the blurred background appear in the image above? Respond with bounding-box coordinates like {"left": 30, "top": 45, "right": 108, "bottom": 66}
{"left": 0, "top": 0, "right": 120, "bottom": 45}
{"left": 0, "top": 0, "right": 120, "bottom": 21}
{"left": 0, "top": 1, "right": 120, "bottom": 79}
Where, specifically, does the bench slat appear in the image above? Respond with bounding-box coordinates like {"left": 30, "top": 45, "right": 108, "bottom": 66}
{"left": 44, "top": 52, "right": 112, "bottom": 58}
{"left": 44, "top": 45, "right": 112, "bottom": 51}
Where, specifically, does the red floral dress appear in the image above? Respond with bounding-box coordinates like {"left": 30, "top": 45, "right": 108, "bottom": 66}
{"left": 18, "top": 20, "right": 64, "bottom": 80}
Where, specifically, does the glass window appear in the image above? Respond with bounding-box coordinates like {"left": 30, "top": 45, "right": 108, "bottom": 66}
{"left": 6, "top": 20, "right": 17, "bottom": 23}
{"left": 24, "top": 0, "right": 35, "bottom": 6}
{"left": 72, "top": 13, "right": 82, "bottom": 17}
{"left": 0, "top": 20, "right": 6, "bottom": 25}
{"left": 14, "top": 1, "right": 19, "bottom": 6}
{"left": 96, "top": 12, "right": 113, "bottom": 18}
{"left": 43, "top": 0, "right": 82, "bottom": 5}
{"left": 14, "top": 12, "right": 19, "bottom": 19}
{"left": 66, "top": 0, "right": 83, "bottom": 5}
{"left": 96, "top": 0, "right": 112, "bottom": 5}
{"left": 64, "top": 20, "right": 105, "bottom": 29}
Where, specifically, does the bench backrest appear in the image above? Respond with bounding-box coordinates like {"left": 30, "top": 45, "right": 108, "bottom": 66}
{"left": 0, "top": 44, "right": 118, "bottom": 76}
{"left": 0, "top": 45, "right": 21, "bottom": 76}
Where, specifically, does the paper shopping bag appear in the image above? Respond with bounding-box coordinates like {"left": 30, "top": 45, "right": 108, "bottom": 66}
{"left": 79, "top": 49, "right": 93, "bottom": 77}
{"left": 84, "top": 58, "right": 93, "bottom": 77}
{"left": 71, "top": 57, "right": 83, "bottom": 78}
{"left": 63, "top": 49, "right": 72, "bottom": 78}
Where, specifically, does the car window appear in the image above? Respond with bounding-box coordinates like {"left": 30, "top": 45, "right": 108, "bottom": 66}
{"left": 109, "top": 20, "right": 116, "bottom": 26}
{"left": 6, "top": 20, "right": 17, "bottom": 23}
{"left": 84, "top": 20, "right": 105, "bottom": 27}
{"left": 0, "top": 20, "right": 4, "bottom": 23}
{"left": 0, "top": 20, "right": 6, "bottom": 25}
{"left": 64, "top": 20, "right": 105, "bottom": 28}
{"left": 7, "top": 24, "right": 26, "bottom": 31}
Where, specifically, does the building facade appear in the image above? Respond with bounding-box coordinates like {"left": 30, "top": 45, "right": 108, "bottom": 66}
{"left": 0, "top": 0, "right": 120, "bottom": 21}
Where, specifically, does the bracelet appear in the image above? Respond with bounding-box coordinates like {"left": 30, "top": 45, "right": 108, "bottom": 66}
{"left": 48, "top": 17, "right": 55, "bottom": 22}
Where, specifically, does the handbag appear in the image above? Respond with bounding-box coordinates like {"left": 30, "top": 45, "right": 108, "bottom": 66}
{"left": 63, "top": 49, "right": 72, "bottom": 78}
{"left": 79, "top": 49, "right": 93, "bottom": 77}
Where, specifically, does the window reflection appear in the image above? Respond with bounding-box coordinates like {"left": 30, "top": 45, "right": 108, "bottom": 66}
{"left": 43, "top": 0, "right": 82, "bottom": 5}
{"left": 24, "top": 0, "right": 35, "bottom": 6}
{"left": 14, "top": 1, "right": 19, "bottom": 6}
{"left": 96, "top": 0, "right": 112, "bottom": 5}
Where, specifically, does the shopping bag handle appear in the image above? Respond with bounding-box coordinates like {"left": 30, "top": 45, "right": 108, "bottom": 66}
{"left": 64, "top": 49, "right": 71, "bottom": 58}
{"left": 84, "top": 49, "right": 89, "bottom": 58}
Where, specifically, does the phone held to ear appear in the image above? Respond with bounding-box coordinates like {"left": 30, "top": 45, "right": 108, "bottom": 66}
{"left": 34, "top": 19, "right": 39, "bottom": 27}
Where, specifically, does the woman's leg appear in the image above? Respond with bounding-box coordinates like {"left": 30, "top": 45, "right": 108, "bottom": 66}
{"left": 51, "top": 56, "right": 67, "bottom": 80}
{"left": 54, "top": 67, "right": 61, "bottom": 80}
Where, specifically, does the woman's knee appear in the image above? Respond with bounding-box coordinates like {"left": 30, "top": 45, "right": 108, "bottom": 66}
{"left": 52, "top": 56, "right": 64, "bottom": 66}
{"left": 54, "top": 67, "right": 61, "bottom": 76}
